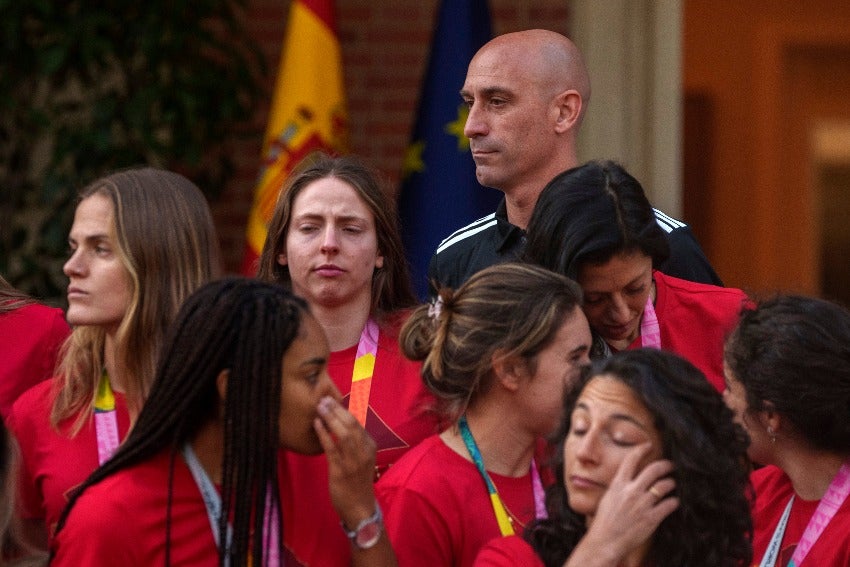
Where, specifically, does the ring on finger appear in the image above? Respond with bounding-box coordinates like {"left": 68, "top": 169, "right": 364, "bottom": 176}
{"left": 648, "top": 485, "right": 662, "bottom": 500}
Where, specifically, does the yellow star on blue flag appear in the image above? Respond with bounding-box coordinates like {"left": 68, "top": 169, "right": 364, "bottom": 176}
{"left": 444, "top": 105, "right": 470, "bottom": 151}
{"left": 402, "top": 140, "right": 426, "bottom": 179}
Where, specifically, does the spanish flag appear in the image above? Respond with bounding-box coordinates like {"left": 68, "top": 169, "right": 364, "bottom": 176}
{"left": 241, "top": 0, "right": 348, "bottom": 275}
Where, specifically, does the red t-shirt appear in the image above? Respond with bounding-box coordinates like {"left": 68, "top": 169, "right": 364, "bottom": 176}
{"left": 8, "top": 380, "right": 131, "bottom": 541}
{"left": 0, "top": 303, "right": 69, "bottom": 418}
{"left": 376, "top": 435, "right": 538, "bottom": 567}
{"left": 750, "top": 464, "right": 850, "bottom": 566}
{"left": 626, "top": 271, "right": 747, "bottom": 392}
{"left": 281, "top": 316, "right": 440, "bottom": 565}
{"left": 49, "top": 448, "right": 337, "bottom": 567}
{"left": 474, "top": 535, "right": 544, "bottom": 566}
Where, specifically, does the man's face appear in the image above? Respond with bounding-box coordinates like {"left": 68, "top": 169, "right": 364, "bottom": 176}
{"left": 461, "top": 45, "right": 561, "bottom": 196}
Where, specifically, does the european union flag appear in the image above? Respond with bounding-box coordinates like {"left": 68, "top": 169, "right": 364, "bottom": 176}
{"left": 398, "top": 0, "right": 501, "bottom": 299}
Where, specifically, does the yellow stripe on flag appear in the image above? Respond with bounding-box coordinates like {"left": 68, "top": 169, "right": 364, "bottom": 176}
{"left": 242, "top": 0, "right": 348, "bottom": 272}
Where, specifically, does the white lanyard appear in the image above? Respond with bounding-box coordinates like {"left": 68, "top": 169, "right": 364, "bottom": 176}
{"left": 760, "top": 496, "right": 793, "bottom": 567}
{"left": 182, "top": 445, "right": 282, "bottom": 566}
{"left": 182, "top": 444, "right": 231, "bottom": 559}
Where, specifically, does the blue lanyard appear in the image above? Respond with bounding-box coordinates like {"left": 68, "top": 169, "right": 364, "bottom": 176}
{"left": 457, "top": 416, "right": 547, "bottom": 536}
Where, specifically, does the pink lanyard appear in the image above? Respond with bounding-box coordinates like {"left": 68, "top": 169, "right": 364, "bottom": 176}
{"left": 94, "top": 371, "right": 120, "bottom": 465}
{"left": 791, "top": 462, "right": 850, "bottom": 566}
{"left": 640, "top": 295, "right": 661, "bottom": 349}
{"left": 348, "top": 319, "right": 379, "bottom": 426}
{"left": 761, "top": 462, "right": 850, "bottom": 567}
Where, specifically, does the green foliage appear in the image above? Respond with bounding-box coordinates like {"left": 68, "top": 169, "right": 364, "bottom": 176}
{"left": 0, "top": 0, "right": 266, "bottom": 301}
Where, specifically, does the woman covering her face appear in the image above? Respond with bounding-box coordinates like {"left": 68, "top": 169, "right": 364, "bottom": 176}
{"left": 51, "top": 278, "right": 394, "bottom": 566}
{"left": 377, "top": 263, "right": 593, "bottom": 567}
{"left": 724, "top": 295, "right": 850, "bottom": 566}
{"left": 477, "top": 349, "right": 753, "bottom": 567}
{"left": 257, "top": 153, "right": 439, "bottom": 563}
{"left": 8, "top": 168, "right": 221, "bottom": 548}
{"left": 524, "top": 160, "right": 748, "bottom": 393}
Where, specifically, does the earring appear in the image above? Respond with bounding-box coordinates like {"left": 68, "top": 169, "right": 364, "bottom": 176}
{"left": 767, "top": 425, "right": 777, "bottom": 443}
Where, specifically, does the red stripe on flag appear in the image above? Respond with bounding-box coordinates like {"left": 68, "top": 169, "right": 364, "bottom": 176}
{"left": 299, "top": 0, "right": 336, "bottom": 33}
{"left": 240, "top": 246, "right": 260, "bottom": 277}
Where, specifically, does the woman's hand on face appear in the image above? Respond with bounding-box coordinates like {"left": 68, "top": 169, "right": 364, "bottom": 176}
{"left": 313, "top": 396, "right": 379, "bottom": 528}
{"left": 568, "top": 443, "right": 680, "bottom": 567}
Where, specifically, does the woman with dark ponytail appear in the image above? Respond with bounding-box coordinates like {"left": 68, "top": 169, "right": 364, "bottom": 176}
{"left": 51, "top": 278, "right": 393, "bottom": 566}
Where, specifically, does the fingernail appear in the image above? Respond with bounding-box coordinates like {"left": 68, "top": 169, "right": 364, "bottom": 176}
{"left": 317, "top": 396, "right": 334, "bottom": 415}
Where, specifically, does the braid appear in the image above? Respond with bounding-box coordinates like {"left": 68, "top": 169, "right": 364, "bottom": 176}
{"left": 221, "top": 292, "right": 298, "bottom": 565}
{"left": 53, "top": 278, "right": 307, "bottom": 567}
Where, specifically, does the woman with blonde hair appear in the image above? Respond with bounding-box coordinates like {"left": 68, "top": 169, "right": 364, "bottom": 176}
{"left": 9, "top": 167, "right": 221, "bottom": 547}
{"left": 377, "top": 263, "right": 592, "bottom": 566}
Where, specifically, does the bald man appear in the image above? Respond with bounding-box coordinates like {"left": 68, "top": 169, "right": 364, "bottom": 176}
{"left": 428, "top": 30, "right": 720, "bottom": 293}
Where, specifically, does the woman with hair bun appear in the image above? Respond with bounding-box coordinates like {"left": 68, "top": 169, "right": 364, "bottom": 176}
{"left": 376, "top": 262, "right": 592, "bottom": 566}
{"left": 724, "top": 295, "right": 850, "bottom": 566}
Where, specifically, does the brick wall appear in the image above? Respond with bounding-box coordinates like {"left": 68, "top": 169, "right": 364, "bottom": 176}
{"left": 213, "top": 0, "right": 572, "bottom": 273}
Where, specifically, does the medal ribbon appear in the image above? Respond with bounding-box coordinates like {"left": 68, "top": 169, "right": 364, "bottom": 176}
{"left": 349, "top": 319, "right": 379, "bottom": 426}
{"left": 458, "top": 416, "right": 547, "bottom": 537}
{"left": 94, "top": 370, "right": 120, "bottom": 465}
{"left": 182, "top": 444, "right": 280, "bottom": 566}
{"left": 760, "top": 462, "right": 850, "bottom": 567}
{"left": 790, "top": 462, "right": 850, "bottom": 566}
{"left": 640, "top": 294, "right": 661, "bottom": 349}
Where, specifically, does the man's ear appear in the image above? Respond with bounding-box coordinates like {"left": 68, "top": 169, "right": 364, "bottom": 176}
{"left": 491, "top": 350, "right": 528, "bottom": 392}
{"left": 554, "top": 89, "right": 583, "bottom": 134}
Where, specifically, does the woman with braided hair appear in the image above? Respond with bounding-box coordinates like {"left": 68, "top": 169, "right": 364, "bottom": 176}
{"left": 51, "top": 278, "right": 394, "bottom": 566}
